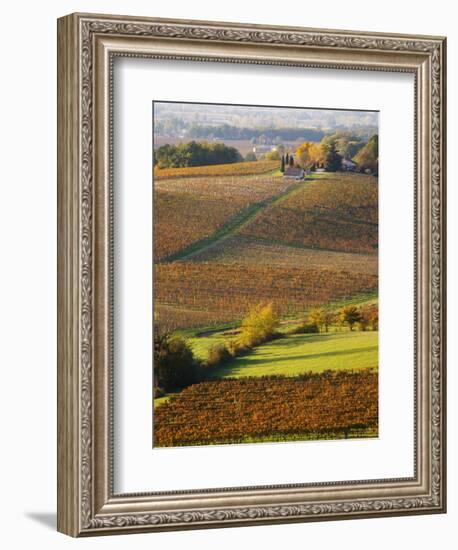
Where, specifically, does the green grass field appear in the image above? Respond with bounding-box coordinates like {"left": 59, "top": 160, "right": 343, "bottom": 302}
{"left": 210, "top": 330, "right": 378, "bottom": 378}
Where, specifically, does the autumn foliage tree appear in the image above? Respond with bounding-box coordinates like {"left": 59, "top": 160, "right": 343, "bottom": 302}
{"left": 207, "top": 343, "right": 232, "bottom": 367}
{"left": 295, "top": 142, "right": 312, "bottom": 169}
{"left": 339, "top": 305, "right": 362, "bottom": 331}
{"left": 360, "top": 304, "right": 378, "bottom": 331}
{"left": 368, "top": 306, "right": 378, "bottom": 330}
{"left": 322, "top": 309, "right": 337, "bottom": 332}
{"left": 239, "top": 303, "right": 280, "bottom": 347}
{"left": 353, "top": 135, "right": 378, "bottom": 175}
{"left": 357, "top": 311, "right": 370, "bottom": 331}
{"left": 308, "top": 308, "right": 325, "bottom": 331}
{"left": 303, "top": 308, "right": 337, "bottom": 333}
{"left": 295, "top": 142, "right": 325, "bottom": 170}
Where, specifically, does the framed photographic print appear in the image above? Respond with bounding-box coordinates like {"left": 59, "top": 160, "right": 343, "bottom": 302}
{"left": 57, "top": 13, "right": 446, "bottom": 536}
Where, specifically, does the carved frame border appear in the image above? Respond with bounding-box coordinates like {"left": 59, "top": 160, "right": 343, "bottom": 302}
{"left": 57, "top": 13, "right": 446, "bottom": 537}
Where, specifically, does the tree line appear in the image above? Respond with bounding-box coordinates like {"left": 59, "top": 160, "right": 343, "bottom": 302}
{"left": 154, "top": 141, "right": 243, "bottom": 169}
{"left": 294, "top": 303, "right": 378, "bottom": 334}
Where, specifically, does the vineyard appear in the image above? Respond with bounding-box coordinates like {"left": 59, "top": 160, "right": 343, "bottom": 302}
{"left": 153, "top": 370, "right": 378, "bottom": 447}
{"left": 155, "top": 262, "right": 378, "bottom": 329}
{"left": 154, "top": 174, "right": 295, "bottom": 261}
{"left": 154, "top": 304, "right": 222, "bottom": 331}
{"left": 189, "top": 234, "right": 378, "bottom": 275}
{"left": 287, "top": 174, "right": 378, "bottom": 223}
{"left": 154, "top": 159, "right": 279, "bottom": 180}
{"left": 239, "top": 173, "right": 378, "bottom": 253}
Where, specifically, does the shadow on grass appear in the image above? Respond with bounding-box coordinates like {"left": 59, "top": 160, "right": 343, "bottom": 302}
{"left": 214, "top": 344, "right": 378, "bottom": 376}
{"left": 252, "top": 331, "right": 366, "bottom": 348}
{"left": 271, "top": 333, "right": 340, "bottom": 346}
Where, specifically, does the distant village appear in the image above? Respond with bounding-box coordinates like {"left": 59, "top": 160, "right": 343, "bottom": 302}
{"left": 253, "top": 135, "right": 377, "bottom": 178}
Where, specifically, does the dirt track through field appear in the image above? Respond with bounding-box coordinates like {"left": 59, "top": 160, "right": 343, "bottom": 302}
{"left": 168, "top": 179, "right": 309, "bottom": 262}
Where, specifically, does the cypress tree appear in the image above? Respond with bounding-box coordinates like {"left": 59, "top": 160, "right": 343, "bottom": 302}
{"left": 280, "top": 155, "right": 285, "bottom": 173}
{"left": 285, "top": 152, "right": 289, "bottom": 165}
{"left": 324, "top": 141, "right": 342, "bottom": 172}
{"left": 289, "top": 154, "right": 294, "bottom": 167}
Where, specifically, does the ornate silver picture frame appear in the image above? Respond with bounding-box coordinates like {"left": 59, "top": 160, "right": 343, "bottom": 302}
{"left": 57, "top": 12, "right": 446, "bottom": 536}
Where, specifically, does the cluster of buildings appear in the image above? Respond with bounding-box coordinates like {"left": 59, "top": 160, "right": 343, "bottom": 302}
{"left": 282, "top": 158, "right": 357, "bottom": 180}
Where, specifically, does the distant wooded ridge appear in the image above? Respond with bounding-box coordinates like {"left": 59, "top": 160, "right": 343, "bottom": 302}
{"left": 155, "top": 120, "right": 378, "bottom": 142}
{"left": 183, "top": 125, "right": 326, "bottom": 142}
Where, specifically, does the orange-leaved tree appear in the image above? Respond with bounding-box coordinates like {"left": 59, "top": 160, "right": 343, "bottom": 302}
{"left": 339, "top": 305, "right": 362, "bottom": 331}
{"left": 239, "top": 303, "right": 279, "bottom": 347}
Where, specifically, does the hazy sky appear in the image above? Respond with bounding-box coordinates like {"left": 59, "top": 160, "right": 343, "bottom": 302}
{"left": 154, "top": 101, "right": 378, "bottom": 131}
